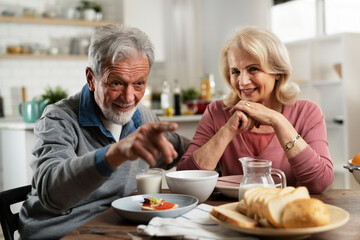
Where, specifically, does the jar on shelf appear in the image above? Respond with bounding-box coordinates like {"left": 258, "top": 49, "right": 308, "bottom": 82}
{"left": 199, "top": 73, "right": 215, "bottom": 100}
{"left": 83, "top": 8, "right": 96, "bottom": 21}
{"left": 161, "top": 80, "right": 171, "bottom": 116}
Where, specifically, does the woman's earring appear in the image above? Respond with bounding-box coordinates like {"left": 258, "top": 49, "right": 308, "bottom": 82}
{"left": 276, "top": 75, "right": 280, "bottom": 80}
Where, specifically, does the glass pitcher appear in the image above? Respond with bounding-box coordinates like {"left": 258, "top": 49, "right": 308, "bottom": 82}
{"left": 238, "top": 157, "right": 287, "bottom": 200}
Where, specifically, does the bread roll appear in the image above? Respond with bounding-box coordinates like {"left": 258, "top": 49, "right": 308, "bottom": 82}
{"left": 282, "top": 198, "right": 330, "bottom": 228}
{"left": 265, "top": 186, "right": 310, "bottom": 228}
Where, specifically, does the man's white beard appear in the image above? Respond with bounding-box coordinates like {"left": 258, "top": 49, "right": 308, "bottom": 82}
{"left": 100, "top": 103, "right": 137, "bottom": 125}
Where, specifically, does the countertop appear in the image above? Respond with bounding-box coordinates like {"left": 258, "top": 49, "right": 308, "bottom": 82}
{"left": 0, "top": 114, "right": 202, "bottom": 130}
{"left": 0, "top": 117, "right": 35, "bottom": 130}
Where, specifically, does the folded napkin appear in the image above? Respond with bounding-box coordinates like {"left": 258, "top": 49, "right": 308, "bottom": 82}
{"left": 137, "top": 204, "right": 258, "bottom": 240}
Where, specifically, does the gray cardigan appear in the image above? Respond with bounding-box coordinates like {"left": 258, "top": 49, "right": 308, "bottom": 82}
{"left": 18, "top": 88, "right": 190, "bottom": 240}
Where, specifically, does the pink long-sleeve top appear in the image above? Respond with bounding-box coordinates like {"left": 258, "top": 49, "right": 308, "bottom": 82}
{"left": 177, "top": 100, "right": 334, "bottom": 193}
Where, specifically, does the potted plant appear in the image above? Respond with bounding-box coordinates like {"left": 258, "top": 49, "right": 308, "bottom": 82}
{"left": 93, "top": 2, "right": 103, "bottom": 21}
{"left": 181, "top": 88, "right": 200, "bottom": 114}
{"left": 181, "top": 87, "right": 211, "bottom": 114}
{"left": 79, "top": 0, "right": 96, "bottom": 21}
{"left": 40, "top": 86, "right": 68, "bottom": 105}
{"left": 181, "top": 87, "right": 199, "bottom": 103}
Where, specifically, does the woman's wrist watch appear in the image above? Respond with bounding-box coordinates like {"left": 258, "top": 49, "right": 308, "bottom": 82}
{"left": 284, "top": 134, "right": 301, "bottom": 152}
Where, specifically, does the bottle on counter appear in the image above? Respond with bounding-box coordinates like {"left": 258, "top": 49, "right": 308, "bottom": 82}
{"left": 161, "top": 80, "right": 171, "bottom": 116}
{"left": 200, "top": 75, "right": 210, "bottom": 100}
{"left": 200, "top": 73, "right": 215, "bottom": 101}
{"left": 173, "top": 79, "right": 181, "bottom": 116}
{"left": 0, "top": 90, "right": 4, "bottom": 117}
{"left": 209, "top": 73, "right": 215, "bottom": 100}
{"left": 141, "top": 86, "right": 152, "bottom": 109}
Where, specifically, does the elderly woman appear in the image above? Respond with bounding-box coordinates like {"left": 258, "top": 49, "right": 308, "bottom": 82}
{"left": 177, "top": 27, "right": 333, "bottom": 193}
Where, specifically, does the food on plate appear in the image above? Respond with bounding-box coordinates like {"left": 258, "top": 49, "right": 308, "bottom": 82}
{"left": 239, "top": 186, "right": 311, "bottom": 227}
{"left": 141, "top": 196, "right": 179, "bottom": 211}
{"left": 264, "top": 186, "right": 310, "bottom": 228}
{"left": 237, "top": 198, "right": 247, "bottom": 215}
{"left": 211, "top": 186, "right": 330, "bottom": 229}
{"left": 211, "top": 203, "right": 257, "bottom": 228}
{"left": 352, "top": 153, "right": 360, "bottom": 165}
{"left": 282, "top": 198, "right": 330, "bottom": 228}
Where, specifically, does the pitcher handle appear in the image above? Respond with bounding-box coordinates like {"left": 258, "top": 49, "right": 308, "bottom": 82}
{"left": 271, "top": 168, "right": 287, "bottom": 188}
{"left": 18, "top": 103, "right": 24, "bottom": 116}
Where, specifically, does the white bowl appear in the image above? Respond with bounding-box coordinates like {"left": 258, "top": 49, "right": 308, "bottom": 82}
{"left": 345, "top": 159, "right": 360, "bottom": 184}
{"left": 165, "top": 170, "right": 219, "bottom": 203}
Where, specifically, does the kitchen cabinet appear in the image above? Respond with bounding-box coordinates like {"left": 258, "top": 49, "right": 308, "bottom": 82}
{"left": 286, "top": 33, "right": 360, "bottom": 189}
{"left": 158, "top": 115, "right": 201, "bottom": 140}
{"left": 0, "top": 119, "right": 34, "bottom": 191}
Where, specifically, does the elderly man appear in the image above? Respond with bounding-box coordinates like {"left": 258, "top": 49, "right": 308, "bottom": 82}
{"left": 18, "top": 24, "right": 190, "bottom": 239}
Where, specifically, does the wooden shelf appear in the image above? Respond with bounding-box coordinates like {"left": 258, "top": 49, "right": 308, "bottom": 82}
{"left": 0, "top": 54, "right": 87, "bottom": 60}
{"left": 0, "top": 15, "right": 122, "bottom": 27}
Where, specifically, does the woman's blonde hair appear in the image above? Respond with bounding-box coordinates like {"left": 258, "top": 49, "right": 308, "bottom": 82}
{"left": 220, "top": 27, "right": 300, "bottom": 107}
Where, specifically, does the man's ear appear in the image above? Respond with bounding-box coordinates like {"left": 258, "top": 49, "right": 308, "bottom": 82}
{"left": 86, "top": 67, "right": 95, "bottom": 91}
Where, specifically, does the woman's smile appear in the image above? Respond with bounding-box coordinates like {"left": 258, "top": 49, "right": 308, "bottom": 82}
{"left": 241, "top": 88, "right": 257, "bottom": 96}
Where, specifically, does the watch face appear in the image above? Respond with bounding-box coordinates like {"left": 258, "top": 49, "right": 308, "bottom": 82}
{"left": 286, "top": 142, "right": 294, "bottom": 149}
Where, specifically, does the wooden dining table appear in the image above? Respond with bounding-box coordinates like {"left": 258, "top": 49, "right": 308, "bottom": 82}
{"left": 62, "top": 189, "right": 360, "bottom": 240}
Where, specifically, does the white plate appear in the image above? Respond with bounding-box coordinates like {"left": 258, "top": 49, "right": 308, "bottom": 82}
{"left": 111, "top": 193, "right": 198, "bottom": 222}
{"left": 215, "top": 175, "right": 281, "bottom": 199}
{"left": 210, "top": 202, "right": 349, "bottom": 238}
{"left": 214, "top": 175, "right": 242, "bottom": 199}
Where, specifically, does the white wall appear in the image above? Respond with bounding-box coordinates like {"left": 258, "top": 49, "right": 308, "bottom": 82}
{"left": 123, "top": 0, "right": 166, "bottom": 61}
{"left": 126, "top": 0, "right": 273, "bottom": 97}
{"left": 201, "top": 0, "right": 273, "bottom": 97}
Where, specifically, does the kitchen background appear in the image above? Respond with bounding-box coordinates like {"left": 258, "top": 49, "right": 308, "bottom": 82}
{"left": 1, "top": 0, "right": 360, "bottom": 238}
{"left": 1, "top": 0, "right": 360, "bottom": 192}
{"left": 0, "top": 0, "right": 273, "bottom": 117}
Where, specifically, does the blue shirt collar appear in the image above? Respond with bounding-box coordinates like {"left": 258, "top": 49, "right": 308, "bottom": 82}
{"left": 79, "top": 84, "right": 142, "bottom": 141}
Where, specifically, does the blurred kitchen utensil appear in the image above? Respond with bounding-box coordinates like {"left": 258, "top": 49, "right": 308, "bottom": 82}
{"left": 18, "top": 98, "right": 50, "bottom": 123}
{"left": 333, "top": 63, "right": 342, "bottom": 78}
{"left": 184, "top": 99, "right": 210, "bottom": 114}
{"left": 21, "top": 87, "right": 27, "bottom": 102}
{"left": 0, "top": 91, "right": 4, "bottom": 117}
{"left": 7, "top": 46, "right": 22, "bottom": 54}
{"left": 344, "top": 159, "right": 360, "bottom": 185}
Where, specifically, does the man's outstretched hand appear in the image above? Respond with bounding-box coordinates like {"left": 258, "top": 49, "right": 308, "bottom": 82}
{"left": 105, "top": 122, "right": 178, "bottom": 169}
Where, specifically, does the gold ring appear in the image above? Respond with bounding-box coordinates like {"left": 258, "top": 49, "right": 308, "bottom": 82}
{"left": 245, "top": 102, "right": 251, "bottom": 107}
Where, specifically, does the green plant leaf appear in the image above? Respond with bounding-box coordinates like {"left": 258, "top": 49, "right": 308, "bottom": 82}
{"left": 181, "top": 88, "right": 199, "bottom": 102}
{"left": 41, "top": 86, "right": 68, "bottom": 105}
